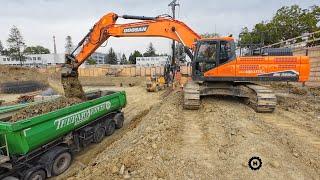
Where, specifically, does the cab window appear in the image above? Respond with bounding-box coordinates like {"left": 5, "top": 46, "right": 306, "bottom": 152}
{"left": 197, "top": 42, "right": 218, "bottom": 64}
{"left": 195, "top": 41, "right": 218, "bottom": 75}
{"left": 220, "top": 41, "right": 235, "bottom": 64}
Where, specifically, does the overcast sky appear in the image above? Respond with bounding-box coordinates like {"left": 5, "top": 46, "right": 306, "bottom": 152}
{"left": 0, "top": 0, "right": 318, "bottom": 56}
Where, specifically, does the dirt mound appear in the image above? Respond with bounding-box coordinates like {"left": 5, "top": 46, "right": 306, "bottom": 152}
{"left": 0, "top": 65, "right": 48, "bottom": 84}
{"left": 9, "top": 97, "right": 83, "bottom": 122}
{"left": 68, "top": 92, "right": 182, "bottom": 179}
{"left": 67, "top": 90, "right": 320, "bottom": 179}
{"left": 309, "top": 87, "right": 320, "bottom": 96}
{"left": 270, "top": 82, "right": 309, "bottom": 95}
{"left": 277, "top": 95, "right": 320, "bottom": 113}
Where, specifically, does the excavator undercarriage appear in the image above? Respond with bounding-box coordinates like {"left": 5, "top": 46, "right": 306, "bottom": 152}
{"left": 183, "top": 81, "right": 277, "bottom": 112}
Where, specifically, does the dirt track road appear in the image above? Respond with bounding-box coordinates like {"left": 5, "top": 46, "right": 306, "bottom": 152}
{"left": 68, "top": 90, "right": 320, "bottom": 179}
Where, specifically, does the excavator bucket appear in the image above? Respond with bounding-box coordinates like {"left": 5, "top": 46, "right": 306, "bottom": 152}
{"left": 61, "top": 66, "right": 86, "bottom": 100}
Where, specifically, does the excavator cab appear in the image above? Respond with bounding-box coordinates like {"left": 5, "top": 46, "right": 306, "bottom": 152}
{"left": 192, "top": 38, "right": 236, "bottom": 79}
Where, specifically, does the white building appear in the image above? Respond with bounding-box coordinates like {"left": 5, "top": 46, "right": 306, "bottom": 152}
{"left": 85, "top": 52, "right": 107, "bottom": 65}
{"left": 0, "top": 53, "right": 65, "bottom": 67}
{"left": 136, "top": 56, "right": 169, "bottom": 67}
{"left": 0, "top": 51, "right": 108, "bottom": 67}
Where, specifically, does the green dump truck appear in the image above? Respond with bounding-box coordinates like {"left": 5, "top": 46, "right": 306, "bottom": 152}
{"left": 0, "top": 90, "right": 126, "bottom": 180}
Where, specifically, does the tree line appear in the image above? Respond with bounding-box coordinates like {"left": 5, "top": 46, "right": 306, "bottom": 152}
{"left": 0, "top": 26, "right": 51, "bottom": 66}
{"left": 239, "top": 5, "right": 320, "bottom": 46}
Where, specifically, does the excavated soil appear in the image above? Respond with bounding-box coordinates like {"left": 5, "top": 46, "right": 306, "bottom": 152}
{"left": 9, "top": 97, "right": 83, "bottom": 122}
{"left": 271, "top": 82, "right": 320, "bottom": 96}
{"left": 64, "top": 85, "right": 320, "bottom": 179}
{"left": 61, "top": 76, "right": 86, "bottom": 99}
{"left": 0, "top": 65, "right": 48, "bottom": 84}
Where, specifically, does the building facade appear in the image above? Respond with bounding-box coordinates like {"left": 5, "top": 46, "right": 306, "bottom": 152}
{"left": 136, "top": 56, "right": 169, "bottom": 67}
{"left": 85, "top": 52, "right": 107, "bottom": 65}
{"left": 0, "top": 52, "right": 108, "bottom": 67}
{"left": 0, "top": 53, "right": 65, "bottom": 67}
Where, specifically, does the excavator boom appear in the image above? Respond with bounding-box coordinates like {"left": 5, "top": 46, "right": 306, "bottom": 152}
{"left": 61, "top": 12, "right": 201, "bottom": 99}
{"left": 67, "top": 13, "right": 200, "bottom": 68}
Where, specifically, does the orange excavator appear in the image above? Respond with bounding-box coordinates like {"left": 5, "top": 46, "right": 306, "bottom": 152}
{"left": 61, "top": 12, "right": 310, "bottom": 112}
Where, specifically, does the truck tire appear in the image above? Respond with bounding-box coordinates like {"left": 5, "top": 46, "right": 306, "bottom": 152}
{"left": 114, "top": 112, "right": 124, "bottom": 129}
{"left": 51, "top": 151, "right": 72, "bottom": 176}
{"left": 23, "top": 167, "right": 46, "bottom": 180}
{"left": 93, "top": 124, "right": 105, "bottom": 143}
{"left": 105, "top": 120, "right": 116, "bottom": 136}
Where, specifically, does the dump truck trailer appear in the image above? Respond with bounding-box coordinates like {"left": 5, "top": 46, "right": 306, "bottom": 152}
{"left": 0, "top": 90, "right": 126, "bottom": 180}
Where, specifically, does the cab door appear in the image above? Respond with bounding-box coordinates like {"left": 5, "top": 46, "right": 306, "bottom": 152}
{"left": 201, "top": 40, "right": 236, "bottom": 78}
{"left": 216, "top": 40, "right": 236, "bottom": 77}
{"left": 193, "top": 41, "right": 219, "bottom": 78}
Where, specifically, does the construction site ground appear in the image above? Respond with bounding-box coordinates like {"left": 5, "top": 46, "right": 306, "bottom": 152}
{"left": 0, "top": 67, "right": 319, "bottom": 179}
{"left": 59, "top": 84, "right": 319, "bottom": 180}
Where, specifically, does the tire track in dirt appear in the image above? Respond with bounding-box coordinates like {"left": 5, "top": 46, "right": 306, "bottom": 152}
{"left": 199, "top": 96, "right": 319, "bottom": 179}
{"left": 262, "top": 113, "right": 320, "bottom": 149}
{"left": 180, "top": 111, "right": 214, "bottom": 169}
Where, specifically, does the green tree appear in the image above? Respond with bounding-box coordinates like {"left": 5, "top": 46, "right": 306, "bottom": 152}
{"left": 24, "top": 45, "right": 50, "bottom": 54}
{"left": 239, "top": 5, "right": 320, "bottom": 46}
{"left": 311, "top": 5, "right": 320, "bottom": 22}
{"left": 106, "top": 48, "right": 118, "bottom": 64}
{"left": 128, "top": 50, "right": 143, "bottom": 64}
{"left": 87, "top": 57, "right": 96, "bottom": 65}
{"left": 272, "top": 5, "right": 305, "bottom": 40}
{"left": 65, "top": 35, "right": 73, "bottom": 54}
{"left": 143, "top": 42, "right": 157, "bottom": 57}
{"left": 120, "top": 53, "right": 128, "bottom": 65}
{"left": 6, "top": 26, "right": 26, "bottom": 66}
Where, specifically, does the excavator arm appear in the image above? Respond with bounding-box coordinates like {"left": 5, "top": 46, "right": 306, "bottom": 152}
{"left": 65, "top": 12, "right": 201, "bottom": 69}
{"left": 61, "top": 12, "right": 201, "bottom": 99}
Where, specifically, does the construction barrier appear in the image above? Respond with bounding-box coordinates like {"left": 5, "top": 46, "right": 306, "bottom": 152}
{"left": 76, "top": 65, "right": 192, "bottom": 77}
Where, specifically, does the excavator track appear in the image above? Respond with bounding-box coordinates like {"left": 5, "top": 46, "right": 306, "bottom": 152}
{"left": 244, "top": 84, "right": 277, "bottom": 113}
{"left": 183, "top": 81, "right": 200, "bottom": 110}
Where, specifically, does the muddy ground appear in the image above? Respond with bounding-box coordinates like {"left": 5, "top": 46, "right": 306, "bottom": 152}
{"left": 56, "top": 82, "right": 319, "bottom": 180}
